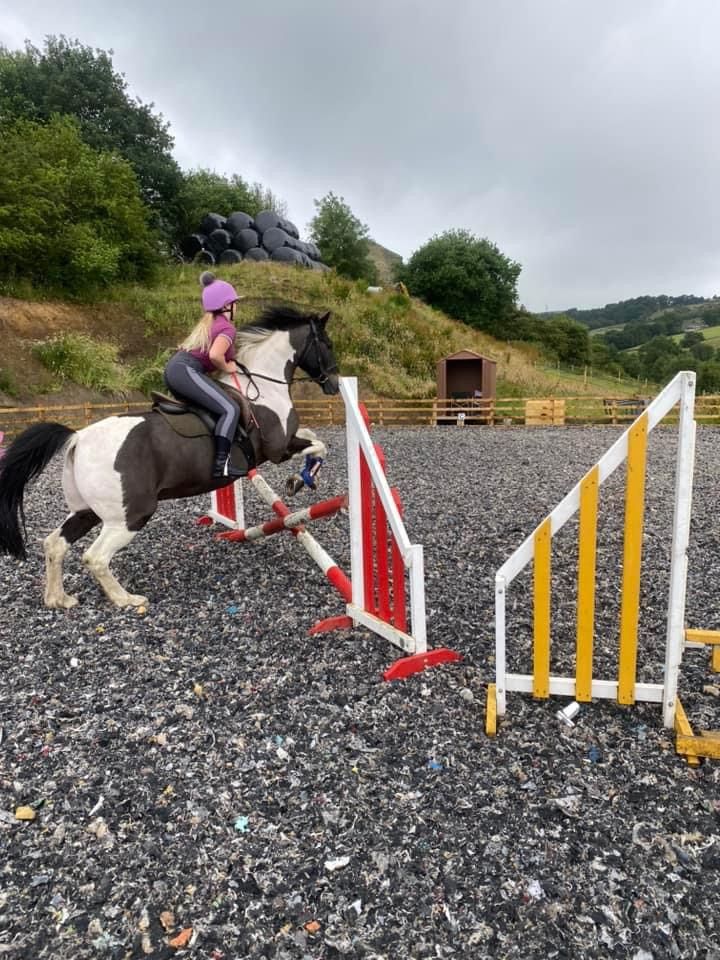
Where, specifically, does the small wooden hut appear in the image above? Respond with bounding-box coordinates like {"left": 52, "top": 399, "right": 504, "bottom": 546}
{"left": 435, "top": 350, "right": 497, "bottom": 424}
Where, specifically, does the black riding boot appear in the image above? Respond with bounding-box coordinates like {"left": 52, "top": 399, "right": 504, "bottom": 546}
{"left": 212, "top": 436, "right": 245, "bottom": 479}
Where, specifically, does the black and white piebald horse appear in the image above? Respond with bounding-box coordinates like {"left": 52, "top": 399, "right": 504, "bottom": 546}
{"left": 0, "top": 306, "right": 339, "bottom": 608}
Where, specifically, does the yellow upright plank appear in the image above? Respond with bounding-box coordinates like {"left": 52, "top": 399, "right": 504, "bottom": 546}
{"left": 618, "top": 415, "right": 648, "bottom": 705}
{"left": 485, "top": 683, "right": 497, "bottom": 737}
{"left": 533, "top": 518, "right": 552, "bottom": 699}
{"left": 674, "top": 697, "right": 701, "bottom": 767}
{"left": 576, "top": 466, "right": 599, "bottom": 701}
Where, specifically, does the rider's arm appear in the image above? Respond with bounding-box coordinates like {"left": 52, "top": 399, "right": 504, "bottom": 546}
{"left": 209, "top": 334, "right": 237, "bottom": 374}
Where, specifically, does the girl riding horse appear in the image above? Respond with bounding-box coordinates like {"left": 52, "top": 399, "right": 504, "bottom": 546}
{"left": 0, "top": 293, "right": 339, "bottom": 609}
{"left": 164, "top": 272, "right": 246, "bottom": 479}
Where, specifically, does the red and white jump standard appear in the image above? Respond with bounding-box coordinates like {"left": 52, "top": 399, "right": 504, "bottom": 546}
{"left": 198, "top": 376, "right": 461, "bottom": 680}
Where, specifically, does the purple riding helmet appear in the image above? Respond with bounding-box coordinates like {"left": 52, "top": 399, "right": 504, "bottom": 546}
{"left": 200, "top": 271, "right": 239, "bottom": 313}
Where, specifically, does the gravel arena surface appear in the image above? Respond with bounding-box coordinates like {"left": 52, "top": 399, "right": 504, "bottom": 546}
{"left": 2, "top": 423, "right": 720, "bottom": 960}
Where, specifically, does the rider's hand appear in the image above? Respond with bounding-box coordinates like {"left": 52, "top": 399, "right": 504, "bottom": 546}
{"left": 225, "top": 360, "right": 238, "bottom": 374}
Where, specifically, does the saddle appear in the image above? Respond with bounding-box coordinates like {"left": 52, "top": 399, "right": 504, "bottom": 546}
{"left": 151, "top": 386, "right": 256, "bottom": 473}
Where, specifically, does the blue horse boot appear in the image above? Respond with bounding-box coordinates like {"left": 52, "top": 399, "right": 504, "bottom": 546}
{"left": 301, "top": 455, "right": 324, "bottom": 490}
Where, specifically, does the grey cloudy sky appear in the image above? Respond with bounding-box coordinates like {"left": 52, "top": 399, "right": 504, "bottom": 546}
{"left": 2, "top": 1, "right": 719, "bottom": 311}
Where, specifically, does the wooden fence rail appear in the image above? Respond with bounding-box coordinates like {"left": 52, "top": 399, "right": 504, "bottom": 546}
{"left": 3, "top": 394, "right": 720, "bottom": 440}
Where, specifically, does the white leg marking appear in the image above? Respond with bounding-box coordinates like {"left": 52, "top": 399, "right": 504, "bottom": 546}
{"left": 44, "top": 525, "right": 78, "bottom": 609}
{"left": 82, "top": 524, "right": 148, "bottom": 607}
{"left": 66, "top": 418, "right": 148, "bottom": 605}
{"left": 294, "top": 428, "right": 327, "bottom": 460}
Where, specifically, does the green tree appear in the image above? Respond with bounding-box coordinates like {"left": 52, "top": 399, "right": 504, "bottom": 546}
{"left": 637, "top": 336, "right": 685, "bottom": 383}
{"left": 590, "top": 337, "right": 621, "bottom": 371}
{"left": 0, "top": 116, "right": 157, "bottom": 292}
{"left": 0, "top": 36, "right": 182, "bottom": 234}
{"left": 697, "top": 361, "right": 720, "bottom": 393}
{"left": 175, "top": 169, "right": 286, "bottom": 243}
{"left": 398, "top": 229, "right": 520, "bottom": 336}
{"left": 533, "top": 314, "right": 590, "bottom": 365}
{"left": 617, "top": 350, "right": 640, "bottom": 379}
{"left": 496, "top": 308, "right": 537, "bottom": 342}
{"left": 309, "top": 192, "right": 377, "bottom": 282}
{"left": 691, "top": 341, "right": 715, "bottom": 361}
{"left": 681, "top": 331, "right": 704, "bottom": 349}
{"left": 702, "top": 306, "right": 720, "bottom": 326}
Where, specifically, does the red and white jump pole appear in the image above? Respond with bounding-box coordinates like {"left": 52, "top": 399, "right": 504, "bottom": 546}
{"left": 219, "top": 487, "right": 347, "bottom": 543}
{"left": 198, "top": 376, "right": 461, "bottom": 680}
{"left": 219, "top": 470, "right": 353, "bottom": 607}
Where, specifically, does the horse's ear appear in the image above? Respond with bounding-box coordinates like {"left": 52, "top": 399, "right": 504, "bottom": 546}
{"left": 318, "top": 311, "right": 331, "bottom": 327}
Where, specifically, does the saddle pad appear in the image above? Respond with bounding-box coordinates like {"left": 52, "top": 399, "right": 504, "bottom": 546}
{"left": 154, "top": 408, "right": 212, "bottom": 438}
{"left": 154, "top": 408, "right": 254, "bottom": 475}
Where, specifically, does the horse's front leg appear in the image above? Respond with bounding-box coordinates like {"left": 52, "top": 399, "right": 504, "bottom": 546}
{"left": 82, "top": 523, "right": 148, "bottom": 607}
{"left": 288, "top": 428, "right": 327, "bottom": 460}
{"left": 284, "top": 428, "right": 328, "bottom": 496}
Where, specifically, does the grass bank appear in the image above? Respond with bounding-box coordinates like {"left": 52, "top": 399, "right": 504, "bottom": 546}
{"left": 2, "top": 263, "right": 649, "bottom": 402}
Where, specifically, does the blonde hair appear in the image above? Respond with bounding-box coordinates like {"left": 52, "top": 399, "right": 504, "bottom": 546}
{"left": 179, "top": 312, "right": 214, "bottom": 352}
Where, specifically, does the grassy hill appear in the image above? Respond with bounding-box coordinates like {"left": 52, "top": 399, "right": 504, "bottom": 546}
{"left": 0, "top": 263, "right": 646, "bottom": 406}
{"left": 367, "top": 240, "right": 403, "bottom": 285}
{"left": 582, "top": 300, "right": 720, "bottom": 338}
{"left": 564, "top": 295, "right": 719, "bottom": 331}
{"left": 597, "top": 319, "right": 720, "bottom": 357}
{"left": 621, "top": 323, "right": 720, "bottom": 354}
{"left": 588, "top": 323, "right": 628, "bottom": 337}
{"left": 670, "top": 324, "right": 720, "bottom": 349}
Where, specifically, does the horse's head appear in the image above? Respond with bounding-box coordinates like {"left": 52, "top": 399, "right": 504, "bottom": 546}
{"left": 294, "top": 311, "right": 340, "bottom": 395}
{"left": 243, "top": 306, "right": 340, "bottom": 395}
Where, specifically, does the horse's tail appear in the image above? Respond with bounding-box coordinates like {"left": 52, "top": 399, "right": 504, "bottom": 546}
{"left": 0, "top": 422, "right": 76, "bottom": 559}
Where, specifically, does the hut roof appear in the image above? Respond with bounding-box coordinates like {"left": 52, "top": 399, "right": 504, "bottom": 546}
{"left": 439, "top": 350, "right": 496, "bottom": 364}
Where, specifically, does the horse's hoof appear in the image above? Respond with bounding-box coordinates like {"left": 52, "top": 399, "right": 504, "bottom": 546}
{"left": 46, "top": 593, "right": 79, "bottom": 610}
{"left": 110, "top": 593, "right": 148, "bottom": 608}
{"left": 124, "top": 594, "right": 149, "bottom": 608}
{"left": 286, "top": 475, "right": 304, "bottom": 497}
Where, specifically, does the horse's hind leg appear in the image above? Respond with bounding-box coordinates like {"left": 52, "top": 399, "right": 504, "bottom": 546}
{"left": 82, "top": 522, "right": 148, "bottom": 607}
{"left": 44, "top": 509, "right": 101, "bottom": 609}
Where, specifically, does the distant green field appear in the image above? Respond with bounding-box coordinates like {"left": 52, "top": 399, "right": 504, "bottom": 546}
{"left": 620, "top": 324, "right": 720, "bottom": 354}
{"left": 669, "top": 324, "right": 720, "bottom": 347}
{"left": 588, "top": 323, "right": 627, "bottom": 337}
{"left": 537, "top": 365, "right": 650, "bottom": 396}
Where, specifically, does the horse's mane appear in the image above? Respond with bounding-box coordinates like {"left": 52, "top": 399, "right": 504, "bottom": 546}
{"left": 251, "top": 305, "right": 315, "bottom": 332}
{"left": 236, "top": 305, "right": 315, "bottom": 356}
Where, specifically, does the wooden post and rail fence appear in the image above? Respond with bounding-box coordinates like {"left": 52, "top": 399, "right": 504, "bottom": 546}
{"left": 3, "top": 394, "right": 720, "bottom": 439}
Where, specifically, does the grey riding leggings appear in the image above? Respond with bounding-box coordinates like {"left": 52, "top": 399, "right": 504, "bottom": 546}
{"left": 164, "top": 351, "right": 240, "bottom": 442}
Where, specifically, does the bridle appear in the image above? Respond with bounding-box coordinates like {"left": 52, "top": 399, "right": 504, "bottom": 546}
{"left": 233, "top": 318, "right": 337, "bottom": 400}
{"left": 294, "top": 317, "right": 338, "bottom": 387}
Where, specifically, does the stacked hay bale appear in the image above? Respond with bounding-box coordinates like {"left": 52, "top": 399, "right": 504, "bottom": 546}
{"left": 180, "top": 211, "right": 329, "bottom": 270}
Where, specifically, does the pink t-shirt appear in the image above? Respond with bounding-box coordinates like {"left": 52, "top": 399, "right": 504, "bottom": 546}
{"left": 188, "top": 315, "right": 237, "bottom": 372}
